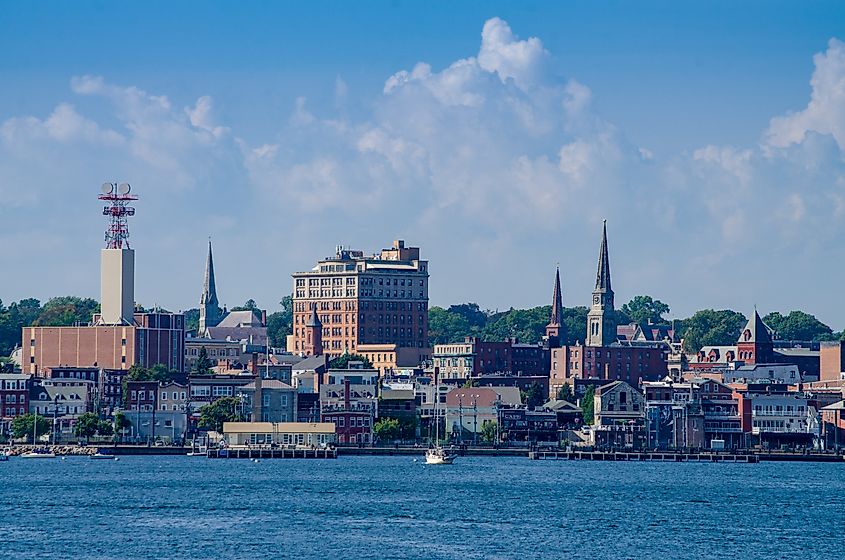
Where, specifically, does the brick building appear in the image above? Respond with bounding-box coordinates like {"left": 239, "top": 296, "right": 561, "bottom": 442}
{"left": 1, "top": 373, "right": 32, "bottom": 436}
{"left": 290, "top": 240, "right": 429, "bottom": 363}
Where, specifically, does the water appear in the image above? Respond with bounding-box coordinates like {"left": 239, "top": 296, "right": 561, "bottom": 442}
{"left": 0, "top": 455, "right": 842, "bottom": 559}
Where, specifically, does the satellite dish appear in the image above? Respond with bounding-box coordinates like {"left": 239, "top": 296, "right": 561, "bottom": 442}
{"left": 118, "top": 183, "right": 131, "bottom": 195}
{"left": 101, "top": 182, "right": 114, "bottom": 194}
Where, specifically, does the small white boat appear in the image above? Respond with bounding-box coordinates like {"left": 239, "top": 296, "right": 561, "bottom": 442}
{"left": 21, "top": 449, "right": 57, "bottom": 459}
{"left": 0, "top": 450, "right": 9, "bottom": 461}
{"left": 90, "top": 452, "right": 116, "bottom": 460}
{"left": 425, "top": 445, "right": 457, "bottom": 465}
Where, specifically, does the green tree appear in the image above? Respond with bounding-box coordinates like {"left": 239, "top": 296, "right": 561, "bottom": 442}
{"left": 74, "top": 413, "right": 101, "bottom": 438}
{"left": 330, "top": 353, "right": 373, "bottom": 369}
{"left": 480, "top": 419, "right": 498, "bottom": 443}
{"left": 114, "top": 411, "right": 131, "bottom": 441}
{"left": 194, "top": 346, "right": 213, "bottom": 376}
{"left": 373, "top": 418, "right": 400, "bottom": 442}
{"left": 231, "top": 299, "right": 258, "bottom": 312}
{"left": 482, "top": 306, "right": 550, "bottom": 344}
{"left": 521, "top": 382, "right": 546, "bottom": 410}
{"left": 557, "top": 384, "right": 574, "bottom": 403}
{"left": 97, "top": 421, "right": 114, "bottom": 437}
{"left": 621, "top": 295, "right": 670, "bottom": 326}
{"left": 580, "top": 385, "right": 595, "bottom": 425}
{"left": 561, "top": 306, "right": 589, "bottom": 345}
{"left": 34, "top": 296, "right": 99, "bottom": 326}
{"left": 183, "top": 308, "right": 200, "bottom": 333}
{"left": 678, "top": 309, "right": 747, "bottom": 352}
{"left": 266, "top": 295, "right": 293, "bottom": 347}
{"left": 763, "top": 310, "right": 834, "bottom": 342}
{"left": 11, "top": 414, "right": 51, "bottom": 442}
{"left": 428, "top": 306, "right": 474, "bottom": 345}
{"left": 122, "top": 364, "right": 178, "bottom": 403}
{"left": 197, "top": 396, "right": 243, "bottom": 433}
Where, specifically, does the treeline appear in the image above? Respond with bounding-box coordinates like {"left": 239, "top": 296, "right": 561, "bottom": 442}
{"left": 0, "top": 297, "right": 99, "bottom": 356}
{"left": 429, "top": 296, "right": 841, "bottom": 352}
{"left": 2, "top": 293, "right": 840, "bottom": 359}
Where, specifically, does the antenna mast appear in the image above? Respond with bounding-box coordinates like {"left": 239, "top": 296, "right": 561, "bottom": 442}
{"left": 98, "top": 182, "right": 137, "bottom": 249}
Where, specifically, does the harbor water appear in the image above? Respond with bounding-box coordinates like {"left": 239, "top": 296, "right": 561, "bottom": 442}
{"left": 1, "top": 455, "right": 842, "bottom": 559}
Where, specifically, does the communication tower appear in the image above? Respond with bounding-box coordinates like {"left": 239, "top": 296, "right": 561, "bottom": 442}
{"left": 98, "top": 182, "right": 137, "bottom": 249}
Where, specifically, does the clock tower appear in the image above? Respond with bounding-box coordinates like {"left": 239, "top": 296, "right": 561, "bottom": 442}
{"left": 586, "top": 221, "right": 616, "bottom": 347}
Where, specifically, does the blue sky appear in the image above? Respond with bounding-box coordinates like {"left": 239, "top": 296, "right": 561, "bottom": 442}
{"left": 2, "top": 2, "right": 845, "bottom": 327}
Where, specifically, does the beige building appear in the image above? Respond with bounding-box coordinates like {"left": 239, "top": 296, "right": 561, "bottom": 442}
{"left": 357, "top": 343, "right": 421, "bottom": 374}
{"left": 223, "top": 421, "right": 336, "bottom": 447}
{"left": 290, "top": 240, "right": 430, "bottom": 362}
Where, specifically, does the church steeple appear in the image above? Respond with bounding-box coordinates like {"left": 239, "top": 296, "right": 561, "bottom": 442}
{"left": 586, "top": 220, "right": 616, "bottom": 347}
{"left": 596, "top": 220, "right": 612, "bottom": 293}
{"left": 199, "top": 239, "right": 222, "bottom": 336}
{"left": 546, "top": 266, "right": 564, "bottom": 347}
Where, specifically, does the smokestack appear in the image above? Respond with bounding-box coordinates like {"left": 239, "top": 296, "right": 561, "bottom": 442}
{"left": 261, "top": 310, "right": 267, "bottom": 327}
{"left": 251, "top": 352, "right": 258, "bottom": 376}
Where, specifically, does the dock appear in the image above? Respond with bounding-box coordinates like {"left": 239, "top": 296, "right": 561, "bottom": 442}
{"left": 529, "top": 450, "right": 760, "bottom": 463}
{"left": 206, "top": 447, "right": 337, "bottom": 459}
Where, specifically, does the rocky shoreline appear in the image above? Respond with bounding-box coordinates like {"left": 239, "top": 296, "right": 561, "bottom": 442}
{"left": 4, "top": 445, "right": 99, "bottom": 456}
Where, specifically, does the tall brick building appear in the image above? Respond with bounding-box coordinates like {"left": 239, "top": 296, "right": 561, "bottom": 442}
{"left": 290, "top": 240, "right": 429, "bottom": 363}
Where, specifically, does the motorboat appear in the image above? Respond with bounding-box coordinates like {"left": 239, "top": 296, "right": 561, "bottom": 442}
{"left": 90, "top": 452, "right": 117, "bottom": 460}
{"left": 20, "top": 449, "right": 57, "bottom": 459}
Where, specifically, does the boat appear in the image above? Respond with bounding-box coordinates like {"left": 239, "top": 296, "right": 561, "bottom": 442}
{"left": 425, "top": 378, "right": 457, "bottom": 465}
{"left": 21, "top": 449, "right": 56, "bottom": 459}
{"left": 21, "top": 411, "right": 56, "bottom": 459}
{"left": 0, "top": 449, "right": 9, "bottom": 461}
{"left": 90, "top": 452, "right": 117, "bottom": 460}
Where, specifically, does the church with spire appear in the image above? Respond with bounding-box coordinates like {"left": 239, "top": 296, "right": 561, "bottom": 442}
{"left": 547, "top": 221, "right": 669, "bottom": 400}
{"left": 198, "top": 239, "right": 223, "bottom": 337}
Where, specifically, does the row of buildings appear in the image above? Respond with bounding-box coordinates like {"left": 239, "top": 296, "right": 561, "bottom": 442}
{"left": 4, "top": 185, "right": 845, "bottom": 450}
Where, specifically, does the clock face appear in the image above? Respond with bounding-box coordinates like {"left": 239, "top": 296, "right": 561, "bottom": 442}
{"left": 593, "top": 295, "right": 600, "bottom": 305}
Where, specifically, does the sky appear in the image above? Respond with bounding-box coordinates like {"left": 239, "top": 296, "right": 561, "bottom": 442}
{"left": 2, "top": 1, "right": 845, "bottom": 327}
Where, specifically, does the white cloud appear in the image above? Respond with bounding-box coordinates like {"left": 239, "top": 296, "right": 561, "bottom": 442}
{"left": 765, "top": 38, "right": 845, "bottom": 153}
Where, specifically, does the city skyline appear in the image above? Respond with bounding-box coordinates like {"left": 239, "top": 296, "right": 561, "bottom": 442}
{"left": 3, "top": 3, "right": 845, "bottom": 327}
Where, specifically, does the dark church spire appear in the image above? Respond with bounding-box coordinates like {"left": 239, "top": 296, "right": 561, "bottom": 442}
{"left": 595, "top": 220, "right": 612, "bottom": 293}
{"left": 199, "top": 238, "right": 222, "bottom": 336}
{"left": 549, "top": 266, "right": 563, "bottom": 327}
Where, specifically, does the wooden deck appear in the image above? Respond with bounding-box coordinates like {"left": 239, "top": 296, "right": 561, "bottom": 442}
{"left": 529, "top": 450, "right": 760, "bottom": 463}
{"left": 206, "top": 447, "right": 337, "bottom": 459}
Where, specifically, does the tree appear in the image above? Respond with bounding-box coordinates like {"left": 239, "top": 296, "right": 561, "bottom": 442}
{"left": 557, "top": 384, "right": 574, "bottom": 403}
{"left": 428, "top": 306, "right": 474, "bottom": 345}
{"left": 480, "top": 419, "right": 498, "bottom": 443}
{"left": 482, "top": 306, "right": 550, "bottom": 344}
{"left": 266, "top": 295, "right": 293, "bottom": 347}
{"left": 678, "top": 309, "right": 747, "bottom": 352}
{"left": 74, "top": 412, "right": 101, "bottom": 438}
{"left": 183, "top": 308, "right": 200, "bottom": 333}
{"left": 114, "top": 411, "right": 131, "bottom": 441}
{"left": 11, "top": 414, "right": 51, "bottom": 442}
{"left": 580, "top": 386, "right": 595, "bottom": 426}
{"left": 763, "top": 310, "right": 834, "bottom": 342}
{"left": 34, "top": 296, "right": 99, "bottom": 327}
{"left": 197, "top": 396, "right": 243, "bottom": 433}
{"left": 122, "top": 364, "right": 178, "bottom": 403}
{"left": 231, "top": 299, "right": 258, "bottom": 312}
{"left": 97, "top": 421, "right": 114, "bottom": 437}
{"left": 521, "top": 382, "right": 546, "bottom": 410}
{"left": 194, "top": 346, "right": 213, "bottom": 376}
{"left": 373, "top": 418, "right": 400, "bottom": 442}
{"left": 621, "top": 295, "right": 670, "bottom": 326}
{"left": 330, "top": 353, "right": 373, "bottom": 369}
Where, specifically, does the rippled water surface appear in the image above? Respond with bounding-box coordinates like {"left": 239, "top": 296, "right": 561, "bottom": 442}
{"left": 0, "top": 455, "right": 842, "bottom": 559}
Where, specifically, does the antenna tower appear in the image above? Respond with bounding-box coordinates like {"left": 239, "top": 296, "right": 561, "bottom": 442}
{"left": 98, "top": 182, "right": 137, "bottom": 249}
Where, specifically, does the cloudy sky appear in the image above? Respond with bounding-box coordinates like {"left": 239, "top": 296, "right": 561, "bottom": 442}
{"left": 2, "top": 1, "right": 845, "bottom": 327}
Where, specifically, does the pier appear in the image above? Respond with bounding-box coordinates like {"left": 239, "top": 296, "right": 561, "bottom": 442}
{"left": 529, "top": 450, "right": 760, "bottom": 463}
{"left": 206, "top": 447, "right": 337, "bottom": 459}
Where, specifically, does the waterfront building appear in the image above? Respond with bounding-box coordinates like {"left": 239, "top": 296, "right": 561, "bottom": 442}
{"left": 819, "top": 341, "right": 845, "bottom": 382}
{"left": 222, "top": 421, "right": 336, "bottom": 447}
{"left": 290, "top": 240, "right": 430, "bottom": 362}
{"left": 29, "top": 383, "right": 90, "bottom": 440}
{"left": 592, "top": 381, "right": 646, "bottom": 449}
{"left": 444, "top": 386, "right": 521, "bottom": 439}
{"left": 0, "top": 373, "right": 32, "bottom": 436}
{"left": 743, "top": 386, "right": 819, "bottom": 448}
{"left": 319, "top": 366, "right": 378, "bottom": 444}
{"left": 724, "top": 363, "right": 801, "bottom": 384}
{"left": 498, "top": 408, "right": 558, "bottom": 443}
{"left": 187, "top": 374, "right": 254, "bottom": 412}
{"left": 45, "top": 366, "right": 127, "bottom": 413}
{"left": 237, "top": 378, "right": 297, "bottom": 423}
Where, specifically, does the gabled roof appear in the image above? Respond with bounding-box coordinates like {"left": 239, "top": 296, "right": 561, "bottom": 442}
{"left": 738, "top": 310, "right": 773, "bottom": 344}
{"left": 217, "top": 309, "right": 263, "bottom": 328}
